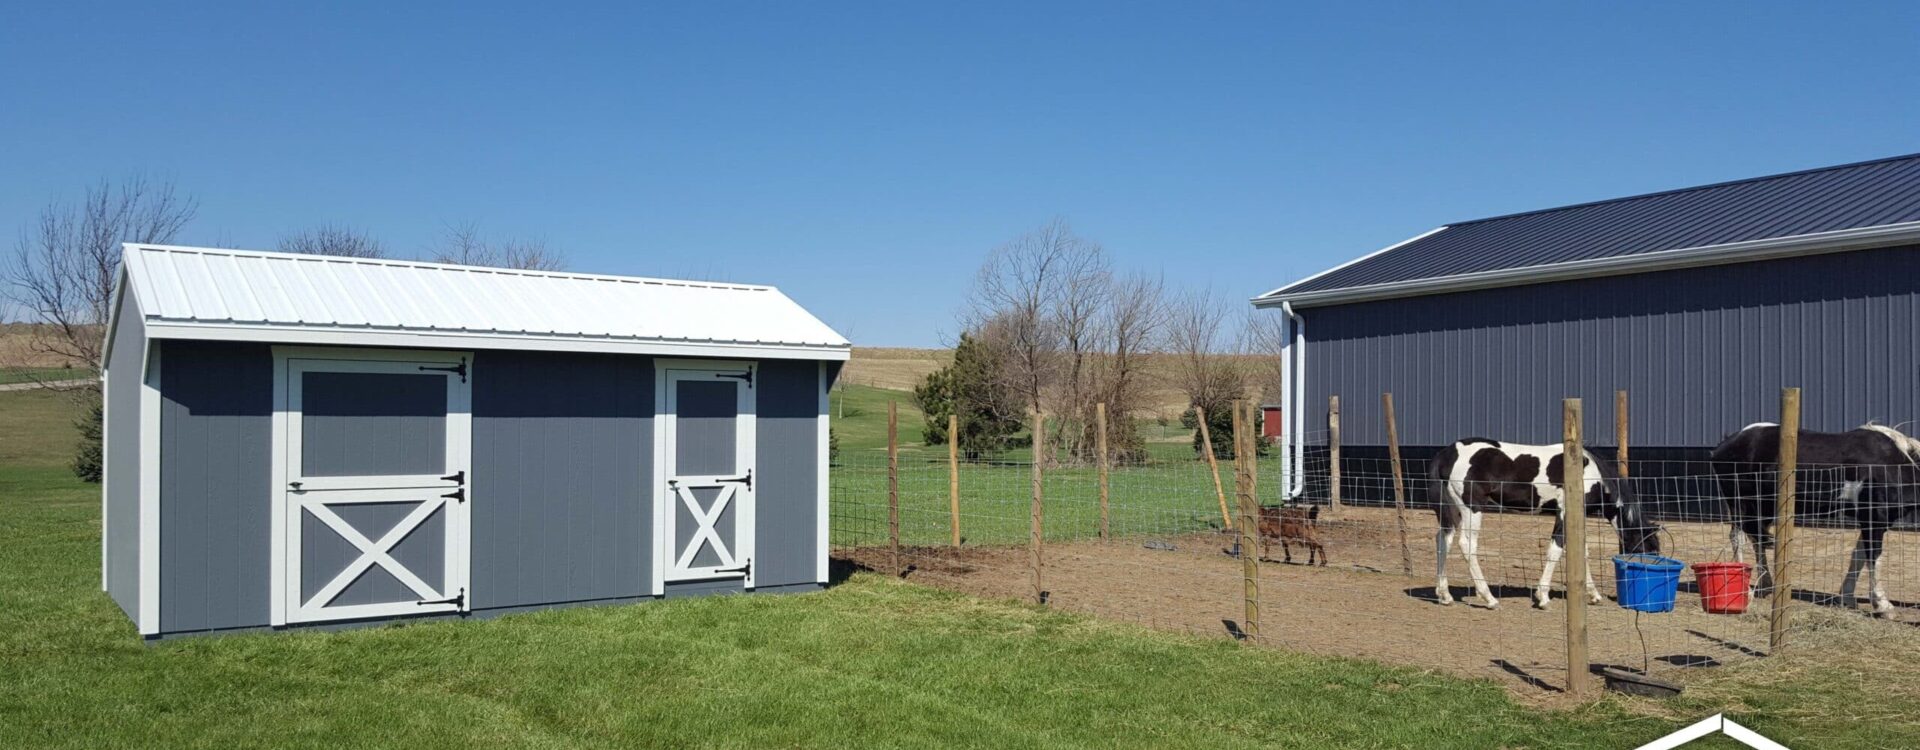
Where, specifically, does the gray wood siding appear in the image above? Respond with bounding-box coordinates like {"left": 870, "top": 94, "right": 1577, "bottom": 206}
{"left": 158, "top": 341, "right": 274, "bottom": 634}
{"left": 103, "top": 291, "right": 146, "bottom": 619}
{"left": 470, "top": 351, "right": 652, "bottom": 609}
{"left": 1302, "top": 244, "right": 1920, "bottom": 451}
{"left": 754, "top": 360, "right": 821, "bottom": 587}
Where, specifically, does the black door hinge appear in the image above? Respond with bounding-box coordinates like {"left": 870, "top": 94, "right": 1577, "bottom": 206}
{"left": 419, "top": 357, "right": 468, "bottom": 383}
{"left": 441, "top": 488, "right": 466, "bottom": 503}
{"left": 718, "top": 368, "right": 754, "bottom": 387}
{"left": 716, "top": 559, "right": 752, "bottom": 577}
{"left": 418, "top": 588, "right": 465, "bottom": 608}
{"left": 440, "top": 470, "right": 465, "bottom": 484}
{"left": 718, "top": 469, "right": 752, "bottom": 491}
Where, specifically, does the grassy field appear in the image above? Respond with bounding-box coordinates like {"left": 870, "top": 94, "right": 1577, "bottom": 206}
{"left": 0, "top": 367, "right": 83, "bottom": 385}
{"left": 0, "top": 386, "right": 1909, "bottom": 747}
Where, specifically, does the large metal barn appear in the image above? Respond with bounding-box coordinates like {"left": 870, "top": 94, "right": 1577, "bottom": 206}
{"left": 1255, "top": 152, "right": 1920, "bottom": 497}
{"left": 100, "top": 244, "right": 848, "bottom": 639}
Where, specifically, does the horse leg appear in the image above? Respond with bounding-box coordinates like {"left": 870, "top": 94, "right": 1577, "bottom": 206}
{"left": 1841, "top": 533, "right": 1871, "bottom": 609}
{"left": 1536, "top": 516, "right": 1564, "bottom": 610}
{"left": 1435, "top": 503, "right": 1460, "bottom": 605}
{"left": 1281, "top": 538, "right": 1293, "bottom": 564}
{"left": 1463, "top": 510, "right": 1498, "bottom": 609}
{"left": 1315, "top": 541, "right": 1327, "bottom": 567}
{"left": 1865, "top": 526, "right": 1893, "bottom": 615}
{"left": 1581, "top": 530, "right": 1603, "bottom": 605}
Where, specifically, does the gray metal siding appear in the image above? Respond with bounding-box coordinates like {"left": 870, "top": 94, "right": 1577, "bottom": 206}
{"left": 1286, "top": 153, "right": 1920, "bottom": 294}
{"left": 470, "top": 351, "right": 652, "bottom": 609}
{"left": 1303, "top": 244, "right": 1920, "bottom": 450}
{"left": 103, "top": 292, "right": 146, "bottom": 619}
{"left": 158, "top": 341, "right": 274, "bottom": 634}
{"left": 754, "top": 360, "right": 821, "bottom": 587}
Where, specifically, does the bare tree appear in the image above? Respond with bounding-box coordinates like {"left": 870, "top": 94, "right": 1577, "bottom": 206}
{"left": 966, "top": 218, "right": 1104, "bottom": 419}
{"left": 1084, "top": 272, "right": 1166, "bottom": 461}
{"left": 432, "top": 222, "right": 568, "bottom": 271}
{"left": 278, "top": 224, "right": 388, "bottom": 259}
{"left": 3, "top": 176, "right": 197, "bottom": 375}
{"left": 1165, "top": 286, "right": 1249, "bottom": 412}
{"left": 1240, "top": 307, "right": 1289, "bottom": 403}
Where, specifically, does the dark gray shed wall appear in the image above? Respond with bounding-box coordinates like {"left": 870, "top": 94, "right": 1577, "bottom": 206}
{"left": 470, "top": 350, "right": 653, "bottom": 609}
{"left": 158, "top": 341, "right": 274, "bottom": 634}
{"left": 753, "top": 359, "right": 822, "bottom": 587}
{"left": 103, "top": 291, "right": 147, "bottom": 619}
{"left": 1302, "top": 244, "right": 1920, "bottom": 450}
{"left": 153, "top": 345, "right": 825, "bottom": 635}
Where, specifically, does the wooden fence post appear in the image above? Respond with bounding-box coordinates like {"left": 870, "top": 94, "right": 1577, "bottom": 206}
{"left": 1196, "top": 406, "right": 1233, "bottom": 530}
{"left": 948, "top": 414, "right": 961, "bottom": 547}
{"left": 1031, "top": 411, "right": 1046, "bottom": 605}
{"left": 1097, "top": 402, "right": 1111, "bottom": 540}
{"left": 1615, "top": 390, "right": 1630, "bottom": 479}
{"left": 1771, "top": 387, "right": 1802, "bottom": 653}
{"left": 1233, "top": 400, "right": 1260, "bottom": 641}
{"left": 1383, "top": 393, "right": 1412, "bottom": 577}
{"left": 888, "top": 400, "right": 901, "bottom": 576}
{"left": 1562, "top": 398, "right": 1590, "bottom": 696}
{"left": 1328, "top": 396, "right": 1343, "bottom": 513}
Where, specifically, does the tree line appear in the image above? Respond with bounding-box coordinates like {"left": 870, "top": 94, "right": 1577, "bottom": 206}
{"left": 912, "top": 218, "right": 1283, "bottom": 464}
{"left": 1, "top": 176, "right": 571, "bottom": 482}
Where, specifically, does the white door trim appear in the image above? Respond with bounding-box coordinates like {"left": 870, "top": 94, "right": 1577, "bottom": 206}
{"left": 271, "top": 346, "right": 472, "bottom": 625}
{"left": 653, "top": 359, "right": 756, "bottom": 590}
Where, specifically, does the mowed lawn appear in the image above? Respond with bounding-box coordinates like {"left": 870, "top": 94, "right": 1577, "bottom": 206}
{"left": 0, "top": 385, "right": 1900, "bottom": 748}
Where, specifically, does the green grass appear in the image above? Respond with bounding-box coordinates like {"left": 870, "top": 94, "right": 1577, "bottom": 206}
{"left": 0, "top": 387, "right": 1909, "bottom": 748}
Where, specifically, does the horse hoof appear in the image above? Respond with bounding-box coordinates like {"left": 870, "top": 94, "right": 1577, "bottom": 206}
{"left": 1533, "top": 600, "right": 1550, "bottom": 611}
{"left": 1482, "top": 599, "right": 1500, "bottom": 610}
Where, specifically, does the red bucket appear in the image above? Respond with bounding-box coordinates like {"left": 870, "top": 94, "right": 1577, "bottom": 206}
{"left": 1691, "top": 562, "right": 1752, "bottom": 614}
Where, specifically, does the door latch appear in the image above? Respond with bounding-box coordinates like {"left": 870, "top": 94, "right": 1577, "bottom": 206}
{"left": 417, "top": 588, "right": 466, "bottom": 608}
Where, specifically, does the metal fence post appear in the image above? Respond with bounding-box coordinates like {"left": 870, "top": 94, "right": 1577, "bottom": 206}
{"left": 1771, "top": 387, "right": 1801, "bottom": 653}
{"left": 1563, "top": 398, "right": 1589, "bottom": 696}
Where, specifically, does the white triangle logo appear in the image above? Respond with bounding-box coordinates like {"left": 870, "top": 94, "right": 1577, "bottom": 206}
{"left": 1636, "top": 714, "right": 1789, "bottom": 750}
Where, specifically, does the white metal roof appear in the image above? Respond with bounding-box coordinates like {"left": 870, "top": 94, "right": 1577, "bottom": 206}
{"left": 117, "top": 244, "right": 850, "bottom": 360}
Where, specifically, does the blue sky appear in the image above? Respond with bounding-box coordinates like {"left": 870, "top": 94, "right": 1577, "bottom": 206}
{"left": 4, "top": 2, "right": 1917, "bottom": 346}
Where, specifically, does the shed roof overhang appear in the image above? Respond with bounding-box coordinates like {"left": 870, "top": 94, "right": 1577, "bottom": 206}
{"left": 1253, "top": 220, "right": 1920, "bottom": 310}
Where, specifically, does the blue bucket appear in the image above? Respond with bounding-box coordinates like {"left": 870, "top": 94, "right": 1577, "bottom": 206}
{"left": 1613, "top": 554, "right": 1684, "bottom": 613}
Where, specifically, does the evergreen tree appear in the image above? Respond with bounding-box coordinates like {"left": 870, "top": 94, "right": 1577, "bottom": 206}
{"left": 912, "top": 333, "right": 1022, "bottom": 460}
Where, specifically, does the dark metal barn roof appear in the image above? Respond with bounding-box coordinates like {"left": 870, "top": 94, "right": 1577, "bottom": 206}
{"left": 1263, "top": 152, "right": 1920, "bottom": 303}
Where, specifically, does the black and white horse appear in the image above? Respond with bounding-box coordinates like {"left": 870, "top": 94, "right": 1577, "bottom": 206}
{"left": 1428, "top": 438, "right": 1662, "bottom": 610}
{"left": 1711, "top": 422, "right": 1920, "bottom": 614}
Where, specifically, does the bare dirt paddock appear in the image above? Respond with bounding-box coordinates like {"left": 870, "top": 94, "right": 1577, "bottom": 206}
{"left": 841, "top": 505, "right": 1920, "bottom": 698}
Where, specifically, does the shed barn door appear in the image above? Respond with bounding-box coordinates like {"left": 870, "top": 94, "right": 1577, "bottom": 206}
{"left": 659, "top": 364, "right": 756, "bottom": 589}
{"left": 276, "top": 351, "right": 471, "bottom": 625}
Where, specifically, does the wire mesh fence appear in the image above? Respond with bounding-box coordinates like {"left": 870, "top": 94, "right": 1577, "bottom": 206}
{"left": 830, "top": 396, "right": 1920, "bottom": 697}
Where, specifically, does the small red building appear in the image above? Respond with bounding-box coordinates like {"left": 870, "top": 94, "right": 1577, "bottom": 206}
{"left": 1260, "top": 404, "right": 1283, "bottom": 443}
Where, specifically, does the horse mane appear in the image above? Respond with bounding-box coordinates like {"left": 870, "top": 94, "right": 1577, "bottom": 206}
{"left": 1857, "top": 421, "right": 1920, "bottom": 466}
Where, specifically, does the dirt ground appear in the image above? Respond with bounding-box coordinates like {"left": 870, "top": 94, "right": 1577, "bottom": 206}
{"left": 841, "top": 505, "right": 1920, "bottom": 698}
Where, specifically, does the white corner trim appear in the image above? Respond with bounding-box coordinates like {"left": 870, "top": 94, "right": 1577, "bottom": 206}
{"left": 816, "top": 361, "right": 831, "bottom": 584}
{"left": 101, "top": 359, "right": 112, "bottom": 592}
{"left": 137, "top": 342, "right": 161, "bottom": 635}
{"left": 1255, "top": 220, "right": 1920, "bottom": 309}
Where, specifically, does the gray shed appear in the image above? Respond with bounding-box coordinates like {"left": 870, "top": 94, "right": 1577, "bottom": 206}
{"left": 101, "top": 244, "right": 848, "bottom": 638}
{"left": 1254, "top": 152, "right": 1920, "bottom": 498}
